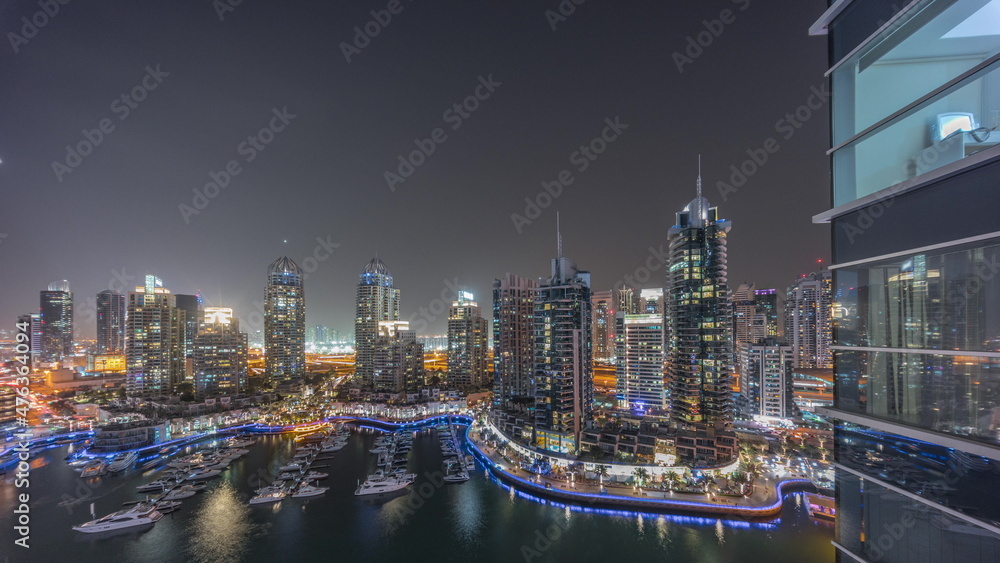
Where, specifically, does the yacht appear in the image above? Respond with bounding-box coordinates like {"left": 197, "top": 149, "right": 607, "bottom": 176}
{"left": 305, "top": 471, "right": 328, "bottom": 480}
{"left": 292, "top": 483, "right": 329, "bottom": 498}
{"left": 153, "top": 500, "right": 182, "bottom": 514}
{"left": 278, "top": 472, "right": 300, "bottom": 480}
{"left": 185, "top": 469, "right": 222, "bottom": 481}
{"left": 73, "top": 503, "right": 163, "bottom": 533}
{"left": 108, "top": 451, "right": 139, "bottom": 473}
{"left": 137, "top": 478, "right": 180, "bottom": 493}
{"left": 354, "top": 476, "right": 413, "bottom": 496}
{"left": 249, "top": 489, "right": 286, "bottom": 505}
{"left": 464, "top": 455, "right": 476, "bottom": 470}
{"left": 278, "top": 462, "right": 304, "bottom": 472}
{"left": 162, "top": 487, "right": 196, "bottom": 500}
{"left": 443, "top": 471, "right": 470, "bottom": 483}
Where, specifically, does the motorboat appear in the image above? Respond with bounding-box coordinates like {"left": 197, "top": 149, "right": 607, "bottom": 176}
{"left": 108, "top": 452, "right": 139, "bottom": 473}
{"left": 153, "top": 500, "right": 182, "bottom": 514}
{"left": 136, "top": 478, "right": 180, "bottom": 493}
{"left": 354, "top": 476, "right": 413, "bottom": 496}
{"left": 464, "top": 455, "right": 476, "bottom": 470}
{"left": 184, "top": 469, "right": 221, "bottom": 481}
{"left": 292, "top": 483, "right": 329, "bottom": 498}
{"left": 278, "top": 462, "right": 304, "bottom": 472}
{"left": 249, "top": 490, "right": 286, "bottom": 505}
{"left": 277, "top": 472, "right": 299, "bottom": 480}
{"left": 81, "top": 459, "right": 108, "bottom": 478}
{"left": 305, "top": 471, "right": 328, "bottom": 480}
{"left": 73, "top": 503, "right": 162, "bottom": 533}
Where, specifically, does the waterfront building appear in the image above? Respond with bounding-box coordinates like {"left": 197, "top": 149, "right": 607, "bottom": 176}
{"left": 492, "top": 273, "right": 537, "bottom": 416}
{"left": 447, "top": 291, "right": 488, "bottom": 388}
{"left": 89, "top": 419, "right": 169, "bottom": 454}
{"left": 592, "top": 290, "right": 614, "bottom": 362}
{"left": 39, "top": 280, "right": 73, "bottom": 362}
{"left": 811, "top": 2, "right": 1000, "bottom": 559}
{"left": 264, "top": 256, "right": 306, "bottom": 382}
{"left": 785, "top": 270, "right": 833, "bottom": 369}
{"left": 125, "top": 275, "right": 185, "bottom": 396}
{"left": 615, "top": 313, "right": 667, "bottom": 413}
{"left": 354, "top": 257, "right": 400, "bottom": 387}
{"left": 193, "top": 307, "right": 248, "bottom": 398}
{"left": 737, "top": 337, "right": 794, "bottom": 419}
{"left": 533, "top": 220, "right": 593, "bottom": 453}
{"left": 665, "top": 171, "right": 734, "bottom": 429}
{"left": 373, "top": 320, "right": 424, "bottom": 397}
{"left": 96, "top": 289, "right": 126, "bottom": 354}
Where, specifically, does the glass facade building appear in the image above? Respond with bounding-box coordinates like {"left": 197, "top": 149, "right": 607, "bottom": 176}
{"left": 812, "top": 1, "right": 1000, "bottom": 560}
{"left": 447, "top": 291, "right": 488, "bottom": 388}
{"left": 264, "top": 256, "right": 306, "bottom": 382}
{"left": 492, "top": 273, "right": 537, "bottom": 416}
{"left": 96, "top": 289, "right": 126, "bottom": 355}
{"left": 354, "top": 257, "right": 400, "bottom": 388}
{"left": 39, "top": 280, "right": 73, "bottom": 362}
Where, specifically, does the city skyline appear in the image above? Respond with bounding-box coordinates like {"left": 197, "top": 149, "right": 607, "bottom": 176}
{"left": 0, "top": 1, "right": 830, "bottom": 337}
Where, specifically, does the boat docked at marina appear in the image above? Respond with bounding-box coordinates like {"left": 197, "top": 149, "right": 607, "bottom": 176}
{"left": 72, "top": 503, "right": 162, "bottom": 533}
{"left": 108, "top": 451, "right": 139, "bottom": 473}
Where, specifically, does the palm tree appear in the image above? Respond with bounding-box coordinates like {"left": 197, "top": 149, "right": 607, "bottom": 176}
{"left": 633, "top": 467, "right": 649, "bottom": 487}
{"left": 595, "top": 464, "right": 610, "bottom": 487}
{"left": 665, "top": 470, "right": 680, "bottom": 491}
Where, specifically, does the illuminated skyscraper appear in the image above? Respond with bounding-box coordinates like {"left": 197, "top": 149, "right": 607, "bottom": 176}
{"left": 616, "top": 286, "right": 638, "bottom": 315}
{"left": 447, "top": 291, "right": 488, "bottom": 388}
{"left": 665, "top": 170, "right": 734, "bottom": 428}
{"left": 753, "top": 288, "right": 780, "bottom": 339}
{"left": 264, "top": 257, "right": 305, "bottom": 382}
{"left": 492, "top": 273, "right": 537, "bottom": 416}
{"left": 175, "top": 293, "right": 202, "bottom": 360}
{"left": 126, "top": 275, "right": 184, "bottom": 396}
{"left": 591, "top": 290, "right": 614, "bottom": 362}
{"left": 615, "top": 313, "right": 666, "bottom": 413}
{"left": 784, "top": 270, "right": 832, "bottom": 369}
{"left": 533, "top": 218, "right": 593, "bottom": 453}
{"left": 96, "top": 289, "right": 126, "bottom": 355}
{"left": 354, "top": 257, "right": 400, "bottom": 387}
{"left": 732, "top": 283, "right": 765, "bottom": 351}
{"left": 373, "top": 320, "right": 423, "bottom": 396}
{"left": 738, "top": 337, "right": 794, "bottom": 419}
{"left": 39, "top": 280, "right": 73, "bottom": 362}
{"left": 639, "top": 287, "right": 664, "bottom": 315}
{"left": 193, "top": 307, "right": 248, "bottom": 398}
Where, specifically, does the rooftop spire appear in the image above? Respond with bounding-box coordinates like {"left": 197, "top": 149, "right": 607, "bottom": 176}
{"left": 697, "top": 154, "right": 702, "bottom": 200}
{"left": 556, "top": 211, "right": 563, "bottom": 259}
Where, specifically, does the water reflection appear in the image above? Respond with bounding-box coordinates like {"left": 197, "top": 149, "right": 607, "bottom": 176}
{"left": 451, "top": 477, "right": 484, "bottom": 545}
{"left": 187, "top": 481, "right": 258, "bottom": 563}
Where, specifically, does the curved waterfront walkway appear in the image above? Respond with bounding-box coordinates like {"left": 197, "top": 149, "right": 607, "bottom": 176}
{"left": 465, "top": 423, "right": 814, "bottom": 518}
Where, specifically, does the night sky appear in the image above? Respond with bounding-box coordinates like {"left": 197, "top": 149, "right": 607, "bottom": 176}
{"left": 0, "top": 0, "right": 831, "bottom": 338}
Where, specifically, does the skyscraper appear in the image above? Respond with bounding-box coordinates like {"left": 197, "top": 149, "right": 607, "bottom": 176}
{"left": 616, "top": 286, "right": 638, "bottom": 315}
{"left": 615, "top": 312, "right": 666, "bottom": 413}
{"left": 39, "top": 280, "right": 73, "bottom": 362}
{"left": 193, "top": 307, "right": 248, "bottom": 398}
{"left": 96, "top": 289, "right": 126, "bottom": 355}
{"left": 373, "top": 320, "right": 424, "bottom": 396}
{"left": 732, "top": 283, "right": 764, "bottom": 351}
{"left": 738, "top": 337, "right": 794, "bottom": 419}
{"left": 639, "top": 287, "right": 665, "bottom": 315}
{"left": 16, "top": 313, "right": 42, "bottom": 367}
{"left": 492, "top": 272, "right": 537, "bottom": 416}
{"left": 784, "top": 270, "right": 832, "bottom": 369}
{"left": 354, "top": 257, "right": 400, "bottom": 387}
{"left": 126, "top": 275, "right": 184, "bottom": 396}
{"left": 447, "top": 291, "right": 488, "bottom": 388}
{"left": 591, "top": 290, "right": 614, "bottom": 362}
{"left": 264, "top": 256, "right": 306, "bottom": 382}
{"left": 812, "top": 3, "right": 1000, "bottom": 559}
{"left": 175, "top": 293, "right": 202, "bottom": 360}
{"left": 753, "top": 288, "right": 780, "bottom": 339}
{"left": 665, "top": 171, "right": 734, "bottom": 428}
{"left": 533, "top": 219, "right": 593, "bottom": 453}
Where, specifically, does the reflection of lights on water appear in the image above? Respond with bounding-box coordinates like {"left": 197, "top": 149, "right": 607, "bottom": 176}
{"left": 188, "top": 482, "right": 258, "bottom": 563}
{"left": 715, "top": 519, "right": 725, "bottom": 545}
{"left": 637, "top": 513, "right": 644, "bottom": 538}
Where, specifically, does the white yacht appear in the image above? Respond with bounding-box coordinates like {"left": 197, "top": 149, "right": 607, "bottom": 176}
{"left": 292, "top": 483, "right": 329, "bottom": 498}
{"left": 136, "top": 478, "right": 180, "bottom": 493}
{"left": 249, "top": 490, "right": 286, "bottom": 505}
{"left": 73, "top": 503, "right": 163, "bottom": 533}
{"left": 185, "top": 469, "right": 222, "bottom": 481}
{"left": 278, "top": 462, "right": 304, "bottom": 472}
{"left": 108, "top": 451, "right": 138, "bottom": 473}
{"left": 162, "top": 488, "right": 196, "bottom": 501}
{"left": 354, "top": 476, "right": 413, "bottom": 496}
